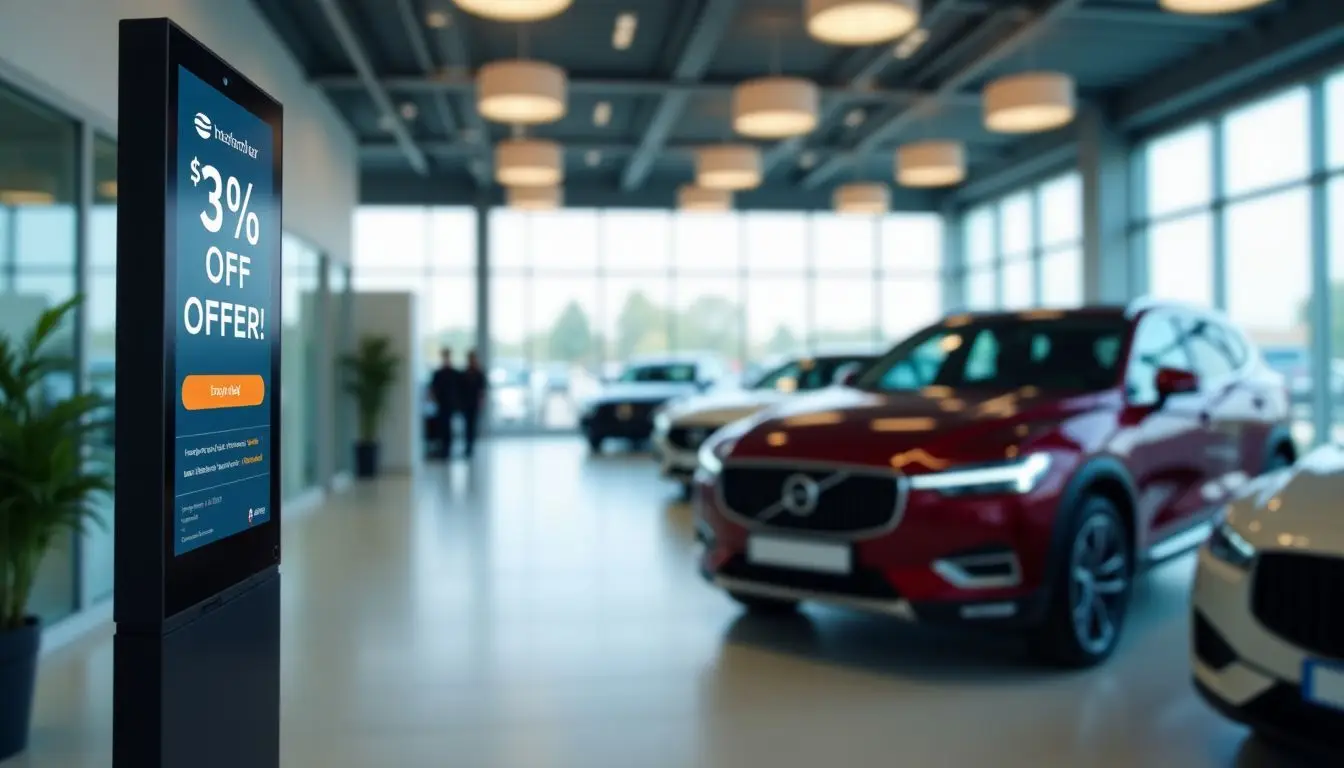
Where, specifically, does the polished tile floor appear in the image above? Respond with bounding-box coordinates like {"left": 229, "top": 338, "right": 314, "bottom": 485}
{"left": 8, "top": 438, "right": 1323, "bottom": 767}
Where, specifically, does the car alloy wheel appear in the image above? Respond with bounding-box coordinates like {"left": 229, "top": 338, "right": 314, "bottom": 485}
{"left": 1067, "top": 514, "right": 1129, "bottom": 656}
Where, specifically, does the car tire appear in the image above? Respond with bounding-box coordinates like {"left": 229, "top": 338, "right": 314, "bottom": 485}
{"left": 587, "top": 435, "right": 604, "bottom": 454}
{"left": 1037, "top": 495, "right": 1132, "bottom": 669}
{"left": 728, "top": 591, "right": 799, "bottom": 614}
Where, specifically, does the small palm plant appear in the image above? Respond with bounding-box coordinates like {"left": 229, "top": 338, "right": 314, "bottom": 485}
{"left": 0, "top": 297, "right": 111, "bottom": 630}
{"left": 340, "top": 336, "right": 400, "bottom": 477}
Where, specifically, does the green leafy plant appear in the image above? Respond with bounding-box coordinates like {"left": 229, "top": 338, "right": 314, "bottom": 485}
{"left": 0, "top": 297, "right": 111, "bottom": 630}
{"left": 340, "top": 335, "right": 400, "bottom": 444}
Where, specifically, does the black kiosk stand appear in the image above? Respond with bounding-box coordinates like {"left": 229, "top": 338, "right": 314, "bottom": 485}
{"left": 114, "top": 19, "right": 283, "bottom": 768}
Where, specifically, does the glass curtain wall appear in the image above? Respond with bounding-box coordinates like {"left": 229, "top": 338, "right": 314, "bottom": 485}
{"left": 1135, "top": 77, "right": 1340, "bottom": 446}
{"left": 480, "top": 208, "right": 944, "bottom": 432}
{"left": 0, "top": 82, "right": 81, "bottom": 624}
{"left": 281, "top": 234, "right": 323, "bottom": 498}
{"left": 959, "top": 171, "right": 1083, "bottom": 310}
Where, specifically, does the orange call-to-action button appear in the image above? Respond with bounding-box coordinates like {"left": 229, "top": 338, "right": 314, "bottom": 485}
{"left": 182, "top": 375, "right": 266, "bottom": 411}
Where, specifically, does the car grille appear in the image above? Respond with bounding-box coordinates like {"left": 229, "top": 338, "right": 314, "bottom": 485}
{"left": 1251, "top": 552, "right": 1344, "bottom": 659}
{"left": 594, "top": 402, "right": 657, "bottom": 425}
{"left": 667, "top": 426, "right": 713, "bottom": 451}
{"left": 719, "top": 464, "right": 904, "bottom": 537}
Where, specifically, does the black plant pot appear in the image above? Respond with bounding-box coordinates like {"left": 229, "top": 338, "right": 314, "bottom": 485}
{"left": 0, "top": 617, "right": 41, "bottom": 761}
{"left": 354, "top": 441, "right": 380, "bottom": 479}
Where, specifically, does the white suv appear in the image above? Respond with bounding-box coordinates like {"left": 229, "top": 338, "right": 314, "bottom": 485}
{"left": 1192, "top": 443, "right": 1344, "bottom": 755}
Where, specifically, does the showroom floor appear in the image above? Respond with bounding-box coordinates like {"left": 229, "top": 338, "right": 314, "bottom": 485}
{"left": 7, "top": 438, "right": 1322, "bottom": 768}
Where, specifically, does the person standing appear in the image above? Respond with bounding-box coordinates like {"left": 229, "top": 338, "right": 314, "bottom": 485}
{"left": 430, "top": 348, "right": 461, "bottom": 459}
{"left": 457, "top": 349, "right": 488, "bottom": 458}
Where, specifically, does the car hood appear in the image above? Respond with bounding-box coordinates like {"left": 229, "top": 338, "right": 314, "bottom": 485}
{"left": 726, "top": 385, "right": 1103, "bottom": 470}
{"left": 666, "top": 388, "right": 787, "bottom": 427}
{"left": 591, "top": 381, "right": 701, "bottom": 403}
{"left": 1226, "top": 444, "right": 1344, "bottom": 553}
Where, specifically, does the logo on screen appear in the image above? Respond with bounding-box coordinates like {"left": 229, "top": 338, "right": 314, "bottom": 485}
{"left": 194, "top": 112, "right": 213, "bottom": 140}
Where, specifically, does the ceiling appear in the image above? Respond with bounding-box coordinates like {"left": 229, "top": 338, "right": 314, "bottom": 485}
{"left": 251, "top": 0, "right": 1327, "bottom": 210}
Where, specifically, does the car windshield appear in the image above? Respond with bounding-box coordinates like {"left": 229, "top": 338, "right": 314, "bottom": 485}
{"left": 619, "top": 363, "right": 697, "bottom": 383}
{"left": 855, "top": 315, "right": 1127, "bottom": 393}
{"left": 753, "top": 356, "right": 874, "bottom": 392}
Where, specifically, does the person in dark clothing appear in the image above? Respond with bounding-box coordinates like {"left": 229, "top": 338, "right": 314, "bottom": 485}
{"left": 457, "top": 350, "right": 488, "bottom": 457}
{"left": 430, "top": 348, "right": 461, "bottom": 459}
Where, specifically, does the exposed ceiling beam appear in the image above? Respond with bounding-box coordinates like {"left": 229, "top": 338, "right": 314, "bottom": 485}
{"left": 1117, "top": 0, "right": 1344, "bottom": 132}
{"left": 313, "top": 0, "right": 428, "bottom": 175}
{"left": 800, "top": 0, "right": 1085, "bottom": 189}
{"left": 312, "top": 73, "right": 983, "bottom": 109}
{"left": 949, "top": 131, "right": 1077, "bottom": 205}
{"left": 425, "top": 3, "right": 492, "bottom": 182}
{"left": 952, "top": 0, "right": 1241, "bottom": 29}
{"left": 358, "top": 139, "right": 1007, "bottom": 163}
{"left": 620, "top": 0, "right": 740, "bottom": 191}
{"left": 760, "top": 0, "right": 968, "bottom": 179}
{"left": 394, "top": 0, "right": 487, "bottom": 186}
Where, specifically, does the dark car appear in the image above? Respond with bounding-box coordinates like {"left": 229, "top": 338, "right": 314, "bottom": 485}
{"left": 579, "top": 353, "right": 727, "bottom": 453}
{"left": 693, "top": 301, "right": 1295, "bottom": 667}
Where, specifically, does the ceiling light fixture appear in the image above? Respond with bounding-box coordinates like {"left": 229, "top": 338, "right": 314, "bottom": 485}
{"left": 98, "top": 180, "right": 118, "bottom": 200}
{"left": 399, "top": 102, "right": 419, "bottom": 120}
{"left": 799, "top": 150, "right": 818, "bottom": 169}
{"left": 732, "top": 77, "right": 820, "bottom": 139}
{"left": 893, "top": 26, "right": 929, "bottom": 59}
{"left": 679, "top": 185, "right": 733, "bottom": 212}
{"left": 843, "top": 108, "right": 865, "bottom": 128}
{"left": 896, "top": 140, "right": 965, "bottom": 187}
{"left": 584, "top": 150, "right": 601, "bottom": 167}
{"left": 495, "top": 139, "right": 564, "bottom": 187}
{"left": 695, "top": 145, "right": 762, "bottom": 191}
{"left": 612, "top": 12, "right": 638, "bottom": 50}
{"left": 452, "top": 0, "right": 571, "bottom": 22}
{"left": 508, "top": 184, "right": 562, "bottom": 210}
{"left": 593, "top": 101, "right": 612, "bottom": 127}
{"left": 477, "top": 60, "right": 567, "bottom": 124}
{"left": 834, "top": 182, "right": 889, "bottom": 214}
{"left": 983, "top": 71, "right": 1076, "bottom": 134}
{"left": 1158, "top": 0, "right": 1272, "bottom": 13}
{"left": 0, "top": 189, "right": 56, "bottom": 206}
{"left": 805, "top": 0, "right": 921, "bottom": 47}
{"left": 425, "top": 9, "right": 451, "bottom": 28}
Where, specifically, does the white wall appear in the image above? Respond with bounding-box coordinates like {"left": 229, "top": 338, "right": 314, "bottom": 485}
{"left": 351, "top": 292, "right": 420, "bottom": 473}
{"left": 0, "top": 0, "right": 358, "bottom": 264}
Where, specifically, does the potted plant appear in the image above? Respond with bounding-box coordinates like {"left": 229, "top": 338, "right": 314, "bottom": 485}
{"left": 0, "top": 297, "right": 110, "bottom": 761}
{"left": 340, "top": 335, "right": 400, "bottom": 478}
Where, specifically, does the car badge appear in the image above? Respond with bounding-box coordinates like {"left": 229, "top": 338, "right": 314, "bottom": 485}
{"left": 616, "top": 403, "right": 633, "bottom": 420}
{"left": 779, "top": 473, "right": 821, "bottom": 517}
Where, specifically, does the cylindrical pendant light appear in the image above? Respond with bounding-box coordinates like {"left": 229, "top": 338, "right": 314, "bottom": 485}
{"left": 452, "top": 0, "right": 572, "bottom": 22}
{"left": 833, "top": 182, "right": 890, "bottom": 214}
{"left": 805, "top": 0, "right": 921, "bottom": 46}
{"left": 477, "top": 60, "right": 567, "bottom": 124}
{"left": 696, "top": 145, "right": 762, "bottom": 191}
{"left": 1158, "top": 0, "right": 1271, "bottom": 13}
{"left": 508, "top": 185, "right": 562, "bottom": 210}
{"left": 896, "top": 140, "right": 965, "bottom": 187}
{"left": 733, "top": 77, "right": 820, "bottom": 139}
{"left": 495, "top": 139, "right": 563, "bottom": 187}
{"left": 679, "top": 185, "right": 733, "bottom": 212}
{"left": 983, "top": 72, "right": 1076, "bottom": 134}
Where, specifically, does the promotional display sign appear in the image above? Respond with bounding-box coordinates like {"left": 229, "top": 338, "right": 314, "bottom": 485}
{"left": 172, "top": 65, "right": 276, "bottom": 557}
{"left": 115, "top": 19, "right": 282, "bottom": 767}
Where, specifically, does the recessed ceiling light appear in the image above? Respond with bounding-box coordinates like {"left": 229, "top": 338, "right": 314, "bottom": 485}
{"left": 612, "top": 12, "right": 638, "bottom": 50}
{"left": 399, "top": 102, "right": 419, "bottom": 120}
{"left": 844, "top": 108, "right": 865, "bottom": 127}
{"left": 585, "top": 150, "right": 601, "bottom": 167}
{"left": 799, "top": 151, "right": 817, "bottom": 169}
{"left": 426, "top": 9, "right": 451, "bottom": 28}
{"left": 893, "top": 27, "right": 929, "bottom": 59}
{"left": 378, "top": 114, "right": 398, "bottom": 132}
{"left": 593, "top": 101, "right": 612, "bottom": 127}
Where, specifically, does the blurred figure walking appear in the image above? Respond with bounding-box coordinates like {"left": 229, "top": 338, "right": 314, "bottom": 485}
{"left": 458, "top": 350, "right": 488, "bottom": 458}
{"left": 430, "top": 348, "right": 461, "bottom": 460}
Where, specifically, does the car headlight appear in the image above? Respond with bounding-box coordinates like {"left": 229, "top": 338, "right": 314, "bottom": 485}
{"left": 697, "top": 434, "right": 738, "bottom": 477}
{"left": 1206, "top": 518, "right": 1256, "bottom": 569}
{"left": 907, "top": 453, "right": 1052, "bottom": 496}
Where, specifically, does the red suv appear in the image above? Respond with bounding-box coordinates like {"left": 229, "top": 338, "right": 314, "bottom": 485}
{"left": 694, "top": 302, "right": 1295, "bottom": 667}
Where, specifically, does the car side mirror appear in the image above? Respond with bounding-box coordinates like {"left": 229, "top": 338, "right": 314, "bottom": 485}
{"left": 1155, "top": 367, "right": 1199, "bottom": 402}
{"left": 833, "top": 363, "right": 863, "bottom": 387}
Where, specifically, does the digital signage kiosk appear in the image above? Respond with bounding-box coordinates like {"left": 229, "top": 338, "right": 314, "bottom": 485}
{"left": 114, "top": 19, "right": 282, "bottom": 768}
